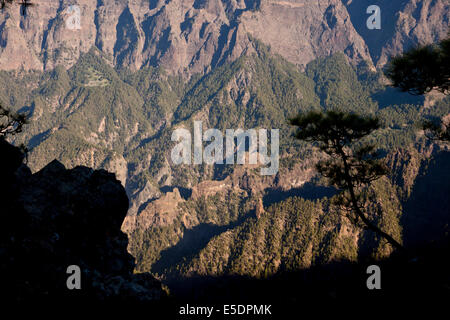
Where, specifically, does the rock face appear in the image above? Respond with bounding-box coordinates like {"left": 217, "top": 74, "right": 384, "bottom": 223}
{"left": 0, "top": 138, "right": 165, "bottom": 302}
{"left": 123, "top": 187, "right": 185, "bottom": 232}
{"left": 0, "top": 0, "right": 447, "bottom": 74}
{"left": 239, "top": 0, "right": 372, "bottom": 67}
{"left": 344, "top": 0, "right": 450, "bottom": 67}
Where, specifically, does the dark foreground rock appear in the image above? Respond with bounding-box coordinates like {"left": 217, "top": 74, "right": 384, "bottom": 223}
{"left": 0, "top": 138, "right": 166, "bottom": 303}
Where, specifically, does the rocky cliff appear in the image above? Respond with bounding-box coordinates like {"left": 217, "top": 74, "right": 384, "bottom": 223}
{"left": 1, "top": 0, "right": 449, "bottom": 294}
{"left": 0, "top": 0, "right": 448, "bottom": 74}
{"left": 0, "top": 137, "right": 166, "bottom": 302}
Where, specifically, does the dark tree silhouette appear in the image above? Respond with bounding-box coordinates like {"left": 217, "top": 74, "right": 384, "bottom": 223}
{"left": 384, "top": 36, "right": 450, "bottom": 96}
{"left": 385, "top": 35, "right": 450, "bottom": 141}
{"left": 290, "top": 111, "right": 403, "bottom": 251}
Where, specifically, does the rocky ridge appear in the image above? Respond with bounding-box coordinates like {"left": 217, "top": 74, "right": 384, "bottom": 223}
{"left": 0, "top": 137, "right": 166, "bottom": 302}
{"left": 0, "top": 0, "right": 448, "bottom": 74}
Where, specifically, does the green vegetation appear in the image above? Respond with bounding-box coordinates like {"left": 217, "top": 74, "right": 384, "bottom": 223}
{"left": 385, "top": 34, "right": 450, "bottom": 141}
{"left": 306, "top": 53, "right": 377, "bottom": 114}
{"left": 290, "top": 111, "right": 402, "bottom": 251}
{"left": 1, "top": 39, "right": 448, "bottom": 280}
{"left": 84, "top": 67, "right": 110, "bottom": 87}
{"left": 385, "top": 35, "right": 450, "bottom": 95}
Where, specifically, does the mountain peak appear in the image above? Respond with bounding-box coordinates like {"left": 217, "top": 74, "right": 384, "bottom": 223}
{"left": 0, "top": 0, "right": 447, "bottom": 75}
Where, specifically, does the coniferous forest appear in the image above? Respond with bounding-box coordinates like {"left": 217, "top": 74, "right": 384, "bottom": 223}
{"left": 0, "top": 0, "right": 449, "bottom": 316}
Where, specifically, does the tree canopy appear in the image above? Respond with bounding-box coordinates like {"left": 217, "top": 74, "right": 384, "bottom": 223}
{"left": 291, "top": 111, "right": 403, "bottom": 251}
{"left": 384, "top": 36, "right": 450, "bottom": 95}
{"left": 385, "top": 34, "right": 450, "bottom": 142}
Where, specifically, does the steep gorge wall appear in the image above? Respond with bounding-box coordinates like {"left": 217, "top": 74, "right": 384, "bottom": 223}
{"left": 0, "top": 0, "right": 448, "bottom": 74}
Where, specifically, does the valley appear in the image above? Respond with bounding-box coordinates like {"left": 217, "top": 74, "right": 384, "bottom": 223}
{"left": 0, "top": 0, "right": 449, "bottom": 306}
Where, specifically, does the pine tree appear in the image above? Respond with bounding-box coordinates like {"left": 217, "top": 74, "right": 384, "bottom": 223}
{"left": 385, "top": 34, "right": 450, "bottom": 141}
{"left": 290, "top": 110, "right": 403, "bottom": 250}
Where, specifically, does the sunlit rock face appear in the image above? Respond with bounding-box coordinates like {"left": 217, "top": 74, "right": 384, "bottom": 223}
{"left": 0, "top": 0, "right": 447, "bottom": 74}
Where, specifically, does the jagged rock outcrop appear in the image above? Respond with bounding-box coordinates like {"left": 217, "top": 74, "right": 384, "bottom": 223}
{"left": 0, "top": 0, "right": 447, "bottom": 74}
{"left": 123, "top": 157, "right": 319, "bottom": 235}
{"left": 123, "top": 187, "right": 185, "bottom": 232}
{"left": 239, "top": 0, "right": 372, "bottom": 67}
{"left": 0, "top": 138, "right": 165, "bottom": 302}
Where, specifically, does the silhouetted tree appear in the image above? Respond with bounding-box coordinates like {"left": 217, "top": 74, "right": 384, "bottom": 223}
{"left": 290, "top": 111, "right": 403, "bottom": 251}
{"left": 385, "top": 36, "right": 449, "bottom": 96}
{"left": 385, "top": 35, "right": 450, "bottom": 141}
{"left": 0, "top": 125, "right": 165, "bottom": 304}
{"left": 0, "top": 102, "right": 165, "bottom": 303}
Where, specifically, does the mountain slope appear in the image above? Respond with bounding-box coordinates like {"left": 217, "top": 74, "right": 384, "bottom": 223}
{"left": 0, "top": 0, "right": 448, "bottom": 75}
{"left": 1, "top": 22, "right": 449, "bottom": 290}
